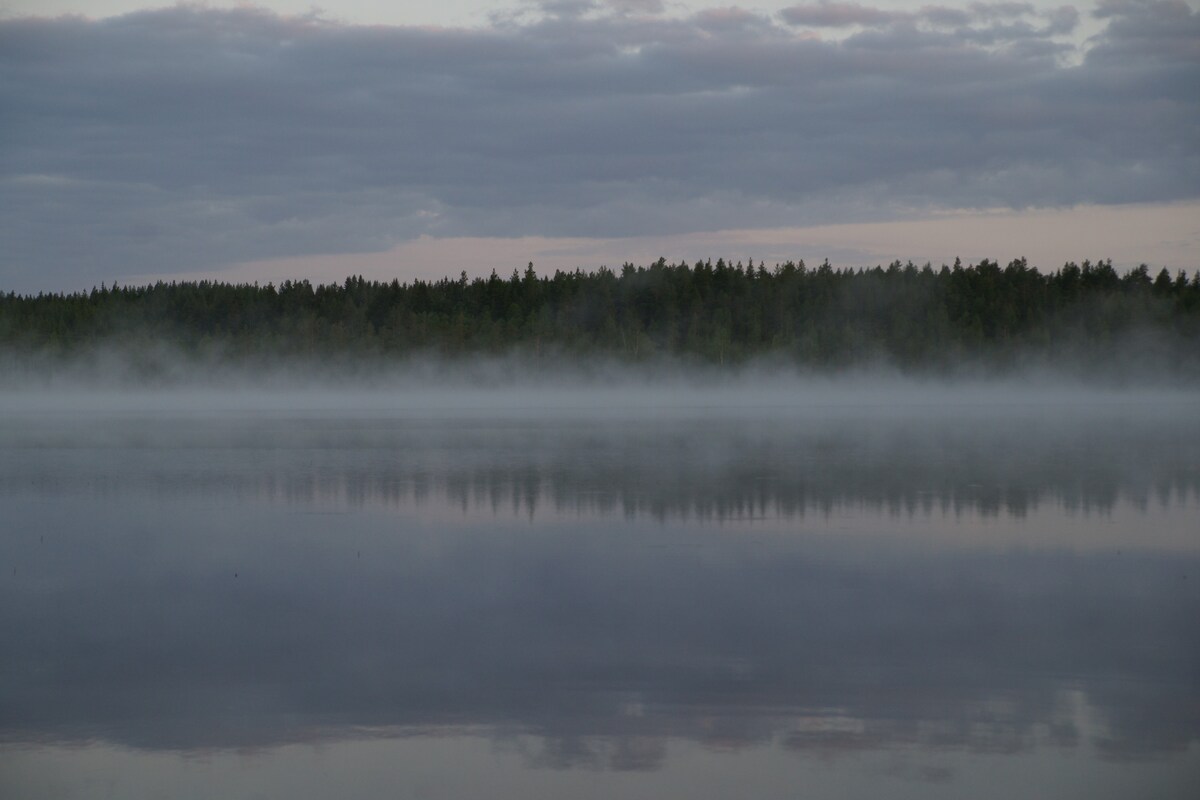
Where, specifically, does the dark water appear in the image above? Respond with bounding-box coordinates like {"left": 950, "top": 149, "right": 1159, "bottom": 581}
{"left": 2, "top": 389, "right": 1199, "bottom": 798}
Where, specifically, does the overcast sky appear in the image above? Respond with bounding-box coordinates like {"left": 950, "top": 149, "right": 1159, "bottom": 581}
{"left": 1, "top": 1, "right": 1197, "bottom": 292}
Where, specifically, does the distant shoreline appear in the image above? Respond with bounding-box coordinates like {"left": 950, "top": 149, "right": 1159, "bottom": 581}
{"left": 3, "top": 258, "right": 1198, "bottom": 381}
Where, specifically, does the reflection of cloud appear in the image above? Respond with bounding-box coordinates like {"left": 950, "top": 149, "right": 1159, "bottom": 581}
{"left": 880, "top": 761, "right": 955, "bottom": 784}
{"left": 506, "top": 732, "right": 669, "bottom": 771}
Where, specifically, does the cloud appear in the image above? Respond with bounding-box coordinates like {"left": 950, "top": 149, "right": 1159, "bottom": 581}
{"left": 1091, "top": 0, "right": 1200, "bottom": 60}
{"left": 0, "top": 1, "right": 1197, "bottom": 288}
{"left": 778, "top": 1, "right": 1079, "bottom": 34}
{"left": 778, "top": 2, "right": 902, "bottom": 27}
{"left": 605, "top": 0, "right": 666, "bottom": 14}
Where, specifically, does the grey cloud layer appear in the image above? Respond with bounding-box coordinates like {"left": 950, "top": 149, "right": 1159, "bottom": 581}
{"left": 1, "top": 1, "right": 1197, "bottom": 286}
{"left": 779, "top": 1, "right": 1080, "bottom": 33}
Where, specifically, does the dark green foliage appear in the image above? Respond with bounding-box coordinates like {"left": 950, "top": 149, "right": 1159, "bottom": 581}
{"left": 2, "top": 258, "right": 1197, "bottom": 375}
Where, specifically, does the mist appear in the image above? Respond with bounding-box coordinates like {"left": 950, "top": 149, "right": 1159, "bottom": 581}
{"left": 4, "top": 338, "right": 1200, "bottom": 413}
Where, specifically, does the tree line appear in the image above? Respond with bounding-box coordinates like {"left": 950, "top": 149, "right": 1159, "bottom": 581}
{"left": 2, "top": 257, "right": 1198, "bottom": 374}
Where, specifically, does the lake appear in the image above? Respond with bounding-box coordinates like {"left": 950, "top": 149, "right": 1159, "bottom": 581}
{"left": 2, "top": 382, "right": 1198, "bottom": 798}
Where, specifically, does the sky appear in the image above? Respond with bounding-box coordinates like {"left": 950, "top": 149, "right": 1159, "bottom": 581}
{"left": 1, "top": 0, "right": 1198, "bottom": 292}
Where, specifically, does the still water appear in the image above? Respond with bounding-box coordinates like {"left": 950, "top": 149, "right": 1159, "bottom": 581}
{"left": 2, "top": 387, "right": 1198, "bottom": 798}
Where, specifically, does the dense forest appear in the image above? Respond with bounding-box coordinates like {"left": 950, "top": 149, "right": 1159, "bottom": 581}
{"left": 2, "top": 257, "right": 1198, "bottom": 377}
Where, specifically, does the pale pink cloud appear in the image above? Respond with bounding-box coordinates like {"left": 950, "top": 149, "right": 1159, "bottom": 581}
{"left": 124, "top": 202, "right": 1200, "bottom": 287}
{"left": 779, "top": 2, "right": 900, "bottom": 28}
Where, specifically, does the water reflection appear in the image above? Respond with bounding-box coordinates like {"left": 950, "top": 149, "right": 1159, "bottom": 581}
{"left": 1, "top": 406, "right": 1198, "bottom": 797}
{"left": 3, "top": 500, "right": 1198, "bottom": 757}
{"left": 2, "top": 414, "right": 1198, "bottom": 521}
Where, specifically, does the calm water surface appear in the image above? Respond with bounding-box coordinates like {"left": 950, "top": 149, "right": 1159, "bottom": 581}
{"left": 2, "top": 390, "right": 1198, "bottom": 798}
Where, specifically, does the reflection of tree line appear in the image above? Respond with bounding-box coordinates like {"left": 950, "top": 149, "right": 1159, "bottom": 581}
{"left": 282, "top": 466, "right": 1198, "bottom": 520}
{"left": 6, "top": 459, "right": 1196, "bottom": 519}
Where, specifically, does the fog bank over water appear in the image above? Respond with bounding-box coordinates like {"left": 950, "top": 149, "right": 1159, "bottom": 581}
{"left": 3, "top": 355, "right": 1199, "bottom": 418}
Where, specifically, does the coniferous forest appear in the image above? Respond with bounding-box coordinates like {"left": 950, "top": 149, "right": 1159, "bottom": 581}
{"left": 2, "top": 257, "right": 1198, "bottom": 377}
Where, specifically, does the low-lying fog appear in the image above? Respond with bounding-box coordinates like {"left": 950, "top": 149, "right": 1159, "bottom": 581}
{"left": 2, "top": 357, "right": 1198, "bottom": 417}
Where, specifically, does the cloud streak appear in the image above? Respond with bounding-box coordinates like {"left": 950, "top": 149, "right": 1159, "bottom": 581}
{"left": 1, "top": 1, "right": 1197, "bottom": 288}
